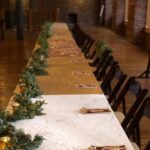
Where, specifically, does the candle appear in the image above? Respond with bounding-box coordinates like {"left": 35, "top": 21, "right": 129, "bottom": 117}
{"left": 19, "top": 83, "right": 26, "bottom": 93}
{"left": 40, "top": 55, "right": 44, "bottom": 61}
{"left": 0, "top": 136, "right": 11, "bottom": 150}
{"left": 13, "top": 102, "right": 20, "bottom": 110}
{"left": 28, "top": 66, "right": 33, "bottom": 69}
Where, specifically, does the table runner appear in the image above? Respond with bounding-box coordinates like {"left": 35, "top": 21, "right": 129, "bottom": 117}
{"left": 12, "top": 94, "right": 134, "bottom": 150}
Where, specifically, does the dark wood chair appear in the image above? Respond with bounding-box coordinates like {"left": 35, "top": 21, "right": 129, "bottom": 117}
{"left": 101, "top": 65, "right": 127, "bottom": 101}
{"left": 0, "top": 19, "right": 5, "bottom": 39}
{"left": 95, "top": 55, "right": 118, "bottom": 81}
{"left": 71, "top": 23, "right": 80, "bottom": 38}
{"left": 86, "top": 49, "right": 96, "bottom": 59}
{"left": 0, "top": 9, "right": 5, "bottom": 39}
{"left": 124, "top": 97, "right": 150, "bottom": 148}
{"left": 144, "top": 141, "right": 150, "bottom": 150}
{"left": 112, "top": 77, "right": 144, "bottom": 115}
{"left": 89, "top": 48, "right": 112, "bottom": 67}
{"left": 83, "top": 37, "right": 94, "bottom": 56}
{"left": 76, "top": 32, "right": 88, "bottom": 48}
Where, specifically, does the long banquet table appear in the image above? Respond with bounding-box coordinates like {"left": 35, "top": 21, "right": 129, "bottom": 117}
{"left": 7, "top": 23, "right": 134, "bottom": 150}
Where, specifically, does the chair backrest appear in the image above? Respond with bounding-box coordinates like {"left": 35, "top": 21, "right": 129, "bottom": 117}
{"left": 76, "top": 32, "right": 88, "bottom": 48}
{"left": 91, "top": 49, "right": 111, "bottom": 70}
{"left": 124, "top": 97, "right": 150, "bottom": 147}
{"left": 96, "top": 55, "right": 118, "bottom": 81}
{"left": 112, "top": 77, "right": 143, "bottom": 114}
{"left": 71, "top": 24, "right": 80, "bottom": 37}
{"left": 101, "top": 65, "right": 127, "bottom": 101}
{"left": 89, "top": 49, "right": 96, "bottom": 59}
{"left": 83, "top": 38, "right": 94, "bottom": 56}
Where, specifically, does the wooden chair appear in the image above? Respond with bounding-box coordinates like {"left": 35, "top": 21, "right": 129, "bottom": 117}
{"left": 82, "top": 37, "right": 94, "bottom": 56}
{"left": 89, "top": 48, "right": 111, "bottom": 67}
{"left": 76, "top": 32, "right": 88, "bottom": 48}
{"left": 101, "top": 65, "right": 127, "bottom": 101}
{"left": 124, "top": 97, "right": 150, "bottom": 149}
{"left": 86, "top": 49, "right": 96, "bottom": 59}
{"left": 95, "top": 55, "right": 118, "bottom": 81}
{"left": 112, "top": 77, "right": 144, "bottom": 115}
{"left": 71, "top": 23, "right": 80, "bottom": 38}
{"left": 0, "top": 19, "right": 4, "bottom": 39}
{"left": 144, "top": 141, "right": 150, "bottom": 150}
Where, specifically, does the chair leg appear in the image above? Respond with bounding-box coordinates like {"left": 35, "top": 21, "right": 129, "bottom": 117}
{"left": 122, "top": 98, "right": 126, "bottom": 115}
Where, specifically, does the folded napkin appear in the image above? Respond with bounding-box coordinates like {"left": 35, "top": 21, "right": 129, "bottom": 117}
{"left": 75, "top": 84, "right": 98, "bottom": 89}
{"left": 80, "top": 107, "right": 111, "bottom": 114}
{"left": 72, "top": 71, "right": 91, "bottom": 76}
{"left": 88, "top": 145, "right": 126, "bottom": 150}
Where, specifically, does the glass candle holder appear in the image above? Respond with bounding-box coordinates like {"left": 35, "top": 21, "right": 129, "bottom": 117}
{"left": 19, "top": 83, "right": 26, "bottom": 93}
{"left": 13, "top": 102, "right": 20, "bottom": 110}
{"left": 0, "top": 136, "right": 11, "bottom": 150}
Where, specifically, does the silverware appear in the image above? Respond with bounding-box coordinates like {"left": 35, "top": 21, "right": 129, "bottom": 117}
{"left": 89, "top": 145, "right": 126, "bottom": 150}
{"left": 80, "top": 107, "right": 111, "bottom": 114}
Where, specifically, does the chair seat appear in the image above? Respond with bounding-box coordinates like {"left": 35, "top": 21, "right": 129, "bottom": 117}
{"left": 114, "top": 111, "right": 125, "bottom": 123}
{"left": 131, "top": 142, "right": 140, "bottom": 150}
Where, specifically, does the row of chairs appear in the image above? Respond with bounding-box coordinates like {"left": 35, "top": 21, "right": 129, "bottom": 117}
{"left": 71, "top": 24, "right": 150, "bottom": 150}
{"left": 71, "top": 24, "right": 94, "bottom": 58}
{"left": 91, "top": 47, "right": 150, "bottom": 150}
{"left": 91, "top": 48, "right": 150, "bottom": 150}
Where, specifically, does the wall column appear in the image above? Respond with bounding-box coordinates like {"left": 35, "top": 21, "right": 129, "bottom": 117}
{"left": 112, "top": 0, "right": 125, "bottom": 34}
{"left": 126, "top": 0, "right": 147, "bottom": 45}
{"left": 104, "top": 0, "right": 113, "bottom": 28}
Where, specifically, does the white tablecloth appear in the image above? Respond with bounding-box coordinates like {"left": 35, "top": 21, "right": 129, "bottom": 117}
{"left": 12, "top": 94, "right": 134, "bottom": 150}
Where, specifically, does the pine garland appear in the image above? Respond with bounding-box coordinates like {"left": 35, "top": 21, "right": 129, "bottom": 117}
{"left": 0, "top": 119, "right": 44, "bottom": 150}
{"left": 0, "top": 21, "right": 53, "bottom": 149}
{"left": 95, "top": 40, "right": 113, "bottom": 59}
{"left": 19, "top": 69, "right": 42, "bottom": 98}
{"left": 10, "top": 93, "right": 45, "bottom": 121}
{"left": 28, "top": 21, "right": 53, "bottom": 75}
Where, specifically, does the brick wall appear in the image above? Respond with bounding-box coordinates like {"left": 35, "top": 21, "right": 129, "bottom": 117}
{"left": 126, "top": 0, "right": 147, "bottom": 44}
{"left": 112, "top": 0, "right": 125, "bottom": 34}
{"left": 134, "top": 0, "right": 147, "bottom": 44}
{"left": 32, "top": 0, "right": 100, "bottom": 26}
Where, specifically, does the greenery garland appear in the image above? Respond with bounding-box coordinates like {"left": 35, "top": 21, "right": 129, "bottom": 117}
{"left": 0, "top": 119, "right": 44, "bottom": 150}
{"left": 19, "top": 69, "right": 42, "bottom": 98}
{"left": 27, "top": 21, "right": 53, "bottom": 75}
{"left": 36, "top": 21, "right": 53, "bottom": 58}
{"left": 10, "top": 93, "right": 45, "bottom": 121}
{"left": 0, "top": 21, "right": 53, "bottom": 149}
{"left": 27, "top": 53, "right": 48, "bottom": 76}
{"left": 95, "top": 40, "right": 113, "bottom": 60}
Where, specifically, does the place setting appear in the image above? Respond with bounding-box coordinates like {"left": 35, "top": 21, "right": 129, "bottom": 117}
{"left": 72, "top": 71, "right": 92, "bottom": 76}
{"left": 75, "top": 84, "right": 98, "bottom": 89}
{"left": 88, "top": 145, "right": 126, "bottom": 150}
{"left": 79, "top": 107, "right": 111, "bottom": 114}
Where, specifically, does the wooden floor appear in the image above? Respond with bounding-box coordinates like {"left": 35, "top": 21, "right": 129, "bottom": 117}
{"left": 0, "top": 30, "right": 37, "bottom": 110}
{"left": 0, "top": 26, "right": 149, "bottom": 149}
